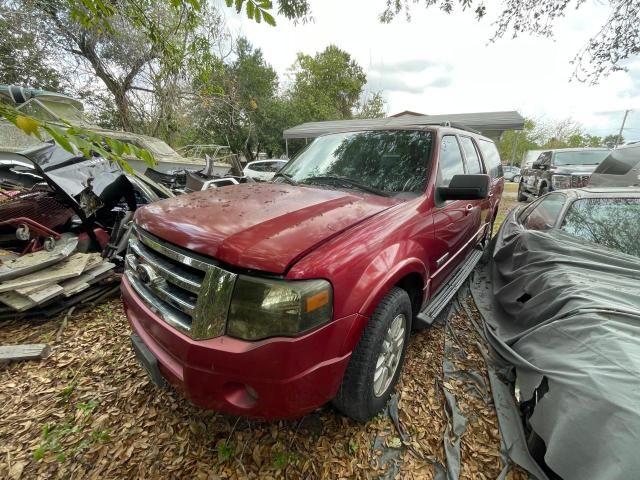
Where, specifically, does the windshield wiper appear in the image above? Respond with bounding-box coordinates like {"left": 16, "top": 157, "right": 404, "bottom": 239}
{"left": 271, "top": 172, "right": 298, "bottom": 185}
{"left": 301, "top": 175, "right": 390, "bottom": 197}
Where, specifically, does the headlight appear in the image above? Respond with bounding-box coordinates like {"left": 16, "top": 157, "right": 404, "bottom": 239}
{"left": 226, "top": 276, "right": 333, "bottom": 340}
{"left": 551, "top": 174, "right": 571, "bottom": 190}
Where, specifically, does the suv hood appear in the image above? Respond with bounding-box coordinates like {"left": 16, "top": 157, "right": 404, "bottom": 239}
{"left": 553, "top": 164, "right": 600, "bottom": 175}
{"left": 135, "top": 182, "right": 400, "bottom": 273}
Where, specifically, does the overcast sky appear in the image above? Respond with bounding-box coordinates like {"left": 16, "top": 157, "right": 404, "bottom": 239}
{"left": 225, "top": 0, "right": 640, "bottom": 141}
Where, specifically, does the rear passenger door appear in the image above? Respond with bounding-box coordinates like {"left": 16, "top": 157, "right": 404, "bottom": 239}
{"left": 477, "top": 139, "right": 504, "bottom": 227}
{"left": 430, "top": 135, "right": 482, "bottom": 295}
{"left": 459, "top": 136, "right": 491, "bottom": 236}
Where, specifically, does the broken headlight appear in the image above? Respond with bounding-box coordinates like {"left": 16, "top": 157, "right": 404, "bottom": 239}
{"left": 226, "top": 276, "right": 333, "bottom": 341}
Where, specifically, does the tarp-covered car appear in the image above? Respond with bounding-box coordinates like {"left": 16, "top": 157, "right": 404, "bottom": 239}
{"left": 481, "top": 187, "right": 640, "bottom": 479}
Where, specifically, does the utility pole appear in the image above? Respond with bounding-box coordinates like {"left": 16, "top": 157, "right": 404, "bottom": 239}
{"left": 615, "top": 109, "right": 631, "bottom": 148}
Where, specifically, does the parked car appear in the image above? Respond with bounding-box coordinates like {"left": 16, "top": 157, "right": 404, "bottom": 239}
{"left": 502, "top": 165, "right": 521, "bottom": 182}
{"left": 517, "top": 148, "right": 610, "bottom": 201}
{"left": 489, "top": 187, "right": 640, "bottom": 479}
{"left": 243, "top": 159, "right": 288, "bottom": 181}
{"left": 589, "top": 142, "right": 640, "bottom": 187}
{"left": 121, "top": 126, "right": 504, "bottom": 421}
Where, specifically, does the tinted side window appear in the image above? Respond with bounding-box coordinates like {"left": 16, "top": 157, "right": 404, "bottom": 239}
{"left": 264, "top": 162, "right": 281, "bottom": 172}
{"left": 250, "top": 163, "right": 266, "bottom": 172}
{"left": 459, "top": 137, "right": 483, "bottom": 174}
{"left": 438, "top": 136, "right": 465, "bottom": 186}
{"left": 538, "top": 152, "right": 552, "bottom": 166}
{"left": 478, "top": 140, "right": 503, "bottom": 178}
{"left": 522, "top": 193, "right": 566, "bottom": 231}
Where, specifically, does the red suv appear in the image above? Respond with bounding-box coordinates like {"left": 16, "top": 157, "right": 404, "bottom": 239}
{"left": 122, "top": 126, "right": 504, "bottom": 421}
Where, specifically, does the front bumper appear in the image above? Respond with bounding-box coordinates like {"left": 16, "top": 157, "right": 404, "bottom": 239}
{"left": 121, "top": 277, "right": 357, "bottom": 419}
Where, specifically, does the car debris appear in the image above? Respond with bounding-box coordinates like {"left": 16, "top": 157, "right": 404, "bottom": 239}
{"left": 0, "top": 343, "right": 50, "bottom": 363}
{"left": 0, "top": 142, "right": 173, "bottom": 316}
{"left": 143, "top": 152, "right": 252, "bottom": 195}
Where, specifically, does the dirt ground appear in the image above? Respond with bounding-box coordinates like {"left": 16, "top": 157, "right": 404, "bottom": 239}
{"left": 494, "top": 182, "right": 520, "bottom": 235}
{"left": 0, "top": 190, "right": 525, "bottom": 480}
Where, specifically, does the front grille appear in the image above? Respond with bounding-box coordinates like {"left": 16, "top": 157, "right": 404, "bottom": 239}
{"left": 571, "top": 174, "right": 591, "bottom": 188}
{"left": 125, "top": 226, "right": 237, "bottom": 339}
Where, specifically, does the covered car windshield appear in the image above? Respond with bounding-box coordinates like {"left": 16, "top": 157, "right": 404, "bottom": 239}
{"left": 554, "top": 150, "right": 609, "bottom": 166}
{"left": 280, "top": 130, "right": 433, "bottom": 196}
{"left": 561, "top": 197, "right": 640, "bottom": 258}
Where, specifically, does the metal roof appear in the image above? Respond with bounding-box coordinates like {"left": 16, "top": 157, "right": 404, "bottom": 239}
{"left": 283, "top": 111, "right": 525, "bottom": 139}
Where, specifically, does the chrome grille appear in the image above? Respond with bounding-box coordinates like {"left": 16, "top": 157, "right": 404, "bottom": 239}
{"left": 571, "top": 174, "right": 591, "bottom": 188}
{"left": 125, "top": 226, "right": 237, "bottom": 339}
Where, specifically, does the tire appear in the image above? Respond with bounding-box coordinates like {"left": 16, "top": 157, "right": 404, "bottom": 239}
{"left": 539, "top": 184, "right": 549, "bottom": 196}
{"left": 332, "top": 287, "right": 412, "bottom": 422}
{"left": 512, "top": 174, "right": 521, "bottom": 183}
{"left": 517, "top": 181, "right": 528, "bottom": 202}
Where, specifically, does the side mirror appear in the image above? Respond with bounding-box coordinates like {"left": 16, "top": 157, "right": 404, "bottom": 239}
{"left": 438, "top": 174, "right": 490, "bottom": 201}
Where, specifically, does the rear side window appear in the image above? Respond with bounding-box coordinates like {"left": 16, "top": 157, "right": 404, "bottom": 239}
{"left": 561, "top": 198, "right": 640, "bottom": 257}
{"left": 522, "top": 193, "right": 566, "bottom": 231}
{"left": 264, "top": 162, "right": 282, "bottom": 172}
{"left": 438, "top": 136, "right": 465, "bottom": 186}
{"left": 459, "top": 137, "right": 483, "bottom": 174}
{"left": 478, "top": 140, "right": 503, "bottom": 178}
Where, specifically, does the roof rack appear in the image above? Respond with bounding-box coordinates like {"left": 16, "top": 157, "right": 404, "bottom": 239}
{"left": 437, "top": 121, "right": 482, "bottom": 135}
{"left": 406, "top": 121, "right": 482, "bottom": 135}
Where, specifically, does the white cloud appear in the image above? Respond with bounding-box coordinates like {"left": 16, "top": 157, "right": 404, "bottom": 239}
{"left": 225, "top": 0, "right": 640, "bottom": 141}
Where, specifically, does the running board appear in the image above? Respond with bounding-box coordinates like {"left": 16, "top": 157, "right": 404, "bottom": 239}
{"left": 415, "top": 248, "right": 483, "bottom": 328}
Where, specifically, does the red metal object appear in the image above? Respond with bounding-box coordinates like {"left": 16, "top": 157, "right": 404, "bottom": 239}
{"left": 0, "top": 217, "right": 62, "bottom": 253}
{"left": 123, "top": 126, "right": 505, "bottom": 418}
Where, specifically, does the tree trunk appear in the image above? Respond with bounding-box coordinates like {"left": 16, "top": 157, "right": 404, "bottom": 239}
{"left": 113, "top": 88, "right": 132, "bottom": 131}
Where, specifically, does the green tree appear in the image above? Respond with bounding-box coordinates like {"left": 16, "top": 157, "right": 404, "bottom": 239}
{"left": 16, "top": 0, "right": 222, "bottom": 133}
{"left": 496, "top": 119, "right": 541, "bottom": 166}
{"left": 188, "top": 37, "right": 282, "bottom": 160}
{"left": 603, "top": 134, "right": 624, "bottom": 148}
{"left": 0, "top": 8, "right": 62, "bottom": 90}
{"left": 356, "top": 91, "right": 387, "bottom": 119}
{"left": 289, "top": 45, "right": 367, "bottom": 121}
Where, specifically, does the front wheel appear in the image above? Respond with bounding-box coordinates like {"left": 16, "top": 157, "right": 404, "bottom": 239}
{"left": 332, "top": 287, "right": 412, "bottom": 421}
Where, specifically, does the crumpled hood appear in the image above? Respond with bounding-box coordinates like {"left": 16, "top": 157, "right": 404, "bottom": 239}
{"left": 552, "top": 164, "right": 599, "bottom": 175}
{"left": 135, "top": 182, "right": 400, "bottom": 273}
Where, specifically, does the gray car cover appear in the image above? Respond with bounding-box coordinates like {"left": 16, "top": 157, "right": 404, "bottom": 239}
{"left": 481, "top": 208, "right": 640, "bottom": 480}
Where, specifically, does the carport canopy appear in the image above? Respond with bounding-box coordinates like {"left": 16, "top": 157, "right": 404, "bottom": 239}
{"left": 283, "top": 111, "right": 525, "bottom": 141}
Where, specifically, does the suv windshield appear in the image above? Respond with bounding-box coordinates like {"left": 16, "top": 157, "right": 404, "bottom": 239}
{"left": 561, "top": 197, "right": 640, "bottom": 258}
{"left": 279, "top": 130, "right": 433, "bottom": 196}
{"left": 554, "top": 150, "right": 609, "bottom": 166}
